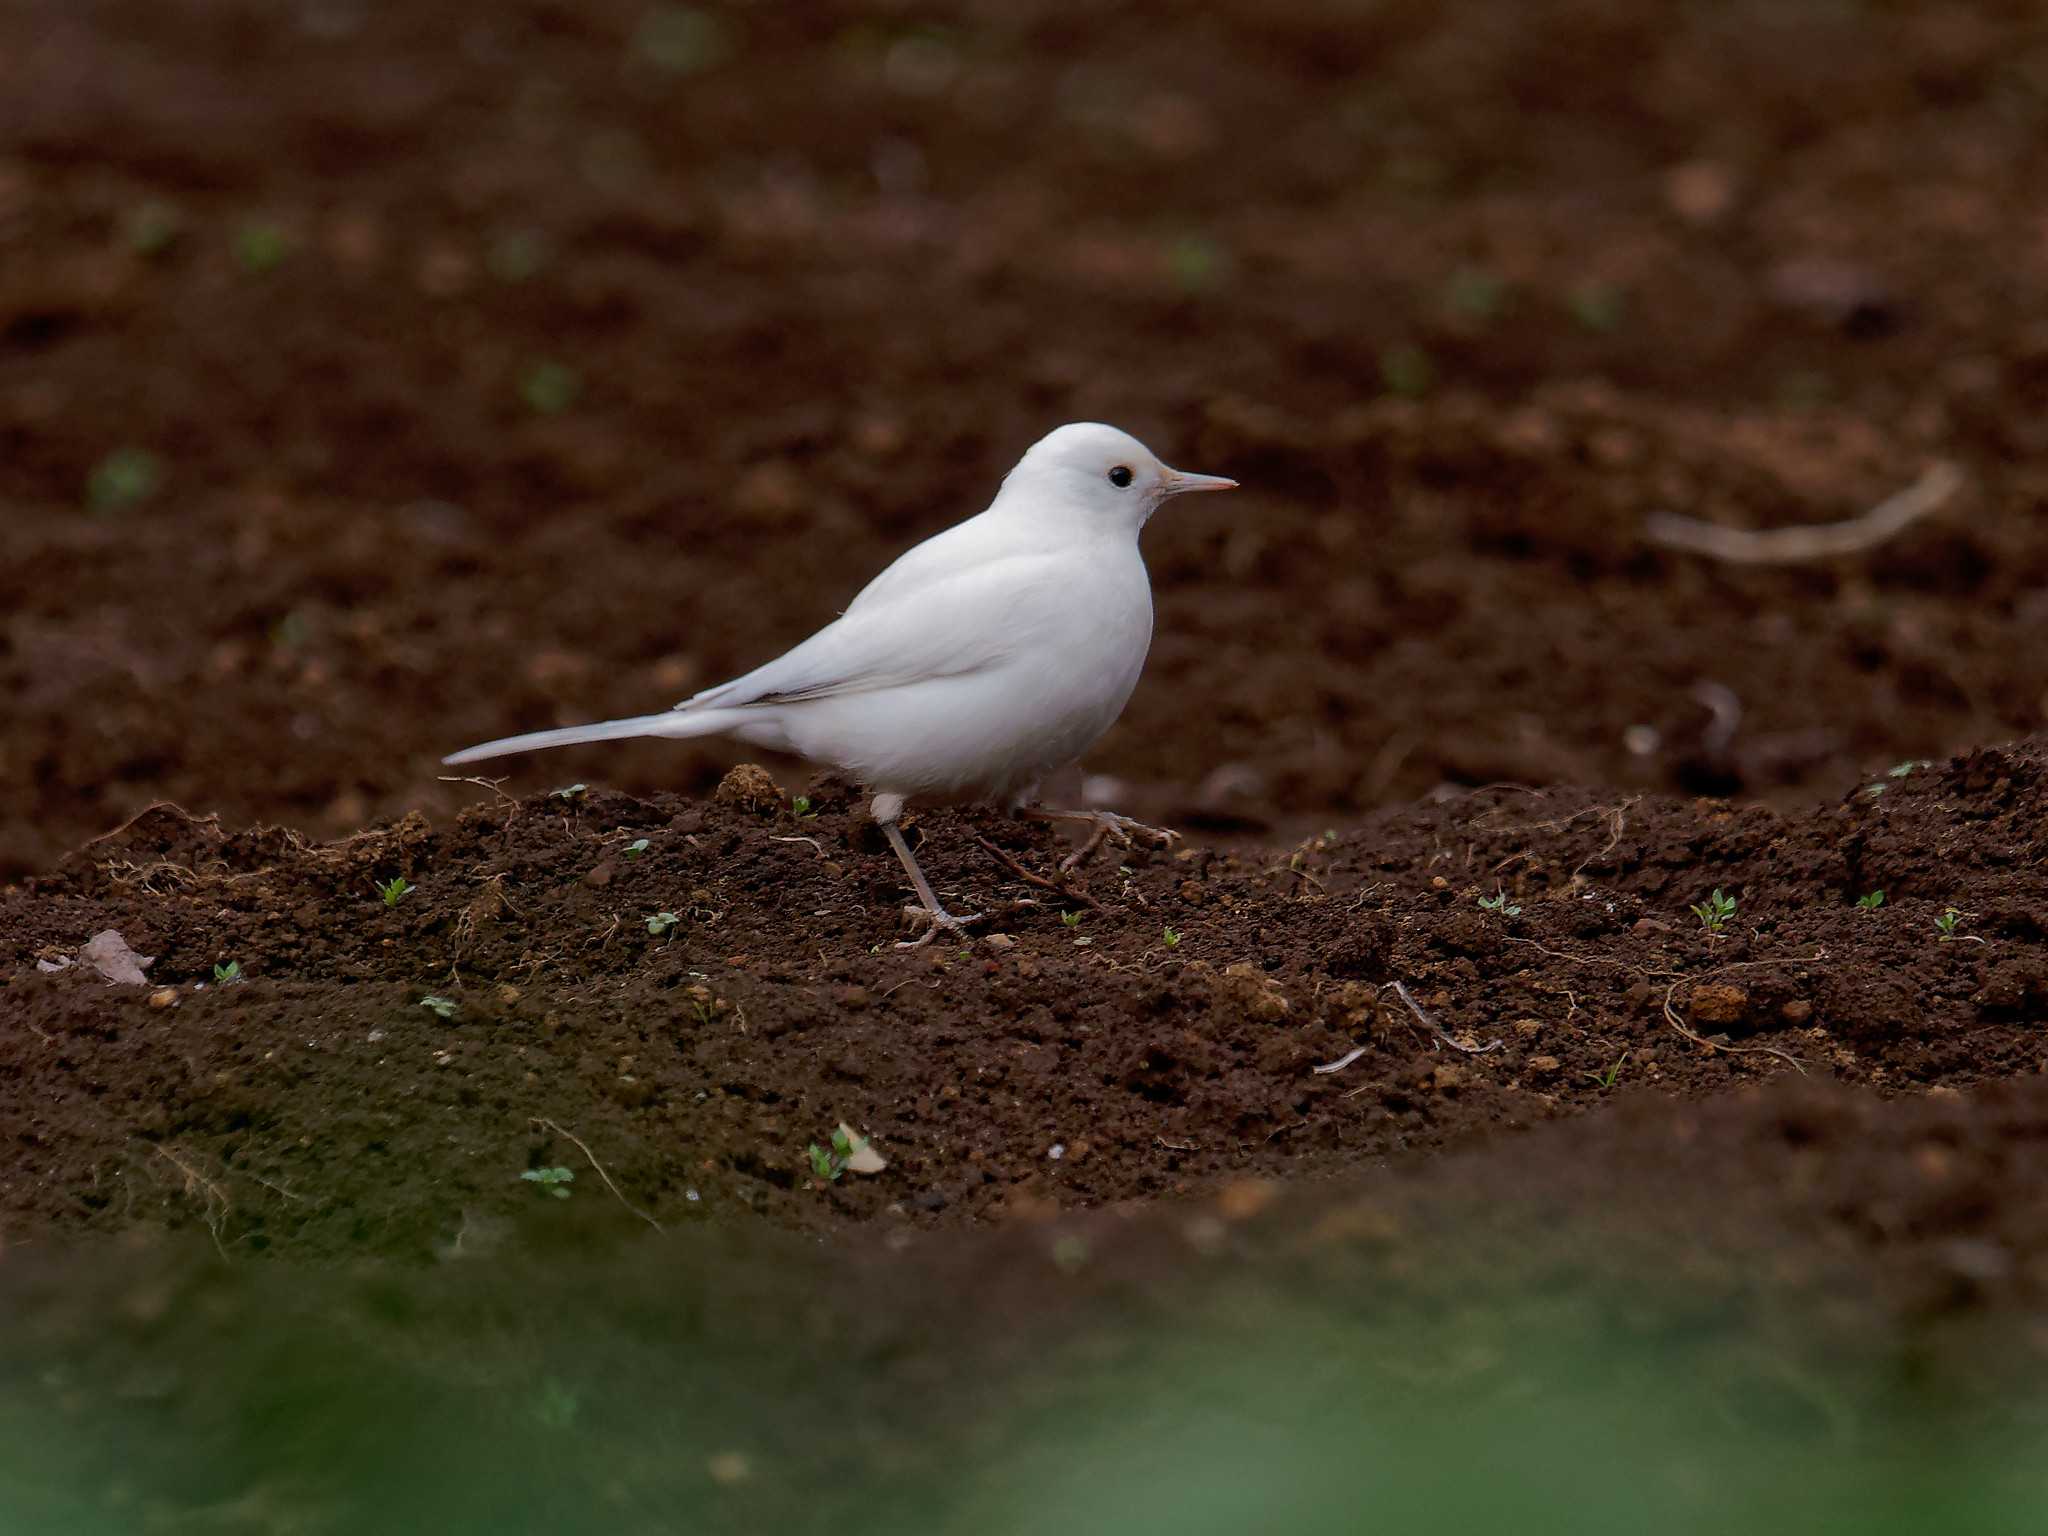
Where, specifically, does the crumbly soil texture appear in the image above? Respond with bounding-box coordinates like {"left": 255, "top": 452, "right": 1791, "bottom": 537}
{"left": 7, "top": 0, "right": 2048, "bottom": 1487}
{"left": 5, "top": 743, "right": 2047, "bottom": 1258}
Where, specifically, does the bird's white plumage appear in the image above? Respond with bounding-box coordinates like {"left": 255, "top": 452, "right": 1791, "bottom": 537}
{"left": 444, "top": 421, "right": 1235, "bottom": 819}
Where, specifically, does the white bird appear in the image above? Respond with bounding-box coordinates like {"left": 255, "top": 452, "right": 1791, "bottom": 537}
{"left": 444, "top": 422, "right": 1237, "bottom": 945}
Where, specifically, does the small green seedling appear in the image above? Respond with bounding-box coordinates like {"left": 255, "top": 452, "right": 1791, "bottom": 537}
{"left": 419, "top": 995, "right": 458, "bottom": 1019}
{"left": 1855, "top": 891, "right": 1885, "bottom": 912}
{"left": 1588, "top": 1050, "right": 1629, "bottom": 1089}
{"left": 805, "top": 1123, "right": 885, "bottom": 1184}
{"left": 235, "top": 221, "right": 289, "bottom": 273}
{"left": 1888, "top": 761, "right": 1930, "bottom": 779}
{"left": 1569, "top": 280, "right": 1625, "bottom": 333}
{"left": 212, "top": 961, "right": 242, "bottom": 984}
{"left": 1378, "top": 343, "right": 1435, "bottom": 399}
{"left": 87, "top": 447, "right": 162, "bottom": 512}
{"left": 626, "top": 838, "right": 651, "bottom": 858}
{"left": 1691, "top": 889, "right": 1737, "bottom": 934}
{"left": 377, "top": 876, "right": 414, "bottom": 907}
{"left": 521, "top": 361, "right": 581, "bottom": 415}
{"left": 1444, "top": 266, "right": 1506, "bottom": 324}
{"left": 1060, "top": 909, "right": 1084, "bottom": 928}
{"left": 1478, "top": 887, "right": 1521, "bottom": 917}
{"left": 1935, "top": 908, "right": 1963, "bottom": 940}
{"left": 128, "top": 201, "right": 183, "bottom": 256}
{"left": 791, "top": 796, "right": 816, "bottom": 818}
{"left": 1162, "top": 926, "right": 1182, "bottom": 949}
{"left": 1166, "top": 233, "right": 1229, "bottom": 294}
{"left": 647, "top": 911, "right": 680, "bottom": 937}
{"left": 521, "top": 1166, "right": 574, "bottom": 1199}
{"left": 634, "top": 4, "right": 734, "bottom": 74}
{"left": 807, "top": 1127, "right": 854, "bottom": 1183}
{"left": 550, "top": 783, "right": 588, "bottom": 802}
{"left": 488, "top": 229, "right": 549, "bottom": 283}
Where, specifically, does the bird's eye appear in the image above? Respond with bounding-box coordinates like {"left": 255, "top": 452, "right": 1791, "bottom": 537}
{"left": 1107, "top": 465, "right": 1134, "bottom": 489}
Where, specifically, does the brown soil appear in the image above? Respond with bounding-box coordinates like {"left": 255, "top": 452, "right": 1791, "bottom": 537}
{"left": 5, "top": 741, "right": 2046, "bottom": 1257}
{"left": 6, "top": 3, "right": 2048, "bottom": 1516}
{"left": 8, "top": 0, "right": 2048, "bottom": 881}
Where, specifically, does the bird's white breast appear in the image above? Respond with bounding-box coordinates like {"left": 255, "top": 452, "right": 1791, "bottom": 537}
{"left": 778, "top": 538, "right": 1154, "bottom": 802}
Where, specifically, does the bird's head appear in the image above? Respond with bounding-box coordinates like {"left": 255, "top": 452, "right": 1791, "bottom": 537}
{"left": 999, "top": 422, "right": 1236, "bottom": 532}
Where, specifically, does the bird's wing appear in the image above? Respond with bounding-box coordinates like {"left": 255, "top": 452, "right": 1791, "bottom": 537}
{"left": 678, "top": 549, "right": 1059, "bottom": 712}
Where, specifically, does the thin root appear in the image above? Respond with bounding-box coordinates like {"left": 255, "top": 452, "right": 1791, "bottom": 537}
{"left": 975, "top": 836, "right": 1099, "bottom": 910}
{"left": 533, "top": 1117, "right": 664, "bottom": 1232}
{"left": 1387, "top": 980, "right": 1503, "bottom": 1055}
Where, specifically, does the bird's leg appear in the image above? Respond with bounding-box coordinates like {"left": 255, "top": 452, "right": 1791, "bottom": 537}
{"left": 880, "top": 820, "right": 985, "bottom": 949}
{"left": 1015, "top": 805, "right": 1182, "bottom": 874}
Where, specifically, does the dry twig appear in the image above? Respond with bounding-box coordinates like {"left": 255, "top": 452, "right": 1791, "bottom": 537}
{"left": 1645, "top": 462, "right": 1962, "bottom": 565}
{"left": 975, "top": 835, "right": 1099, "bottom": 910}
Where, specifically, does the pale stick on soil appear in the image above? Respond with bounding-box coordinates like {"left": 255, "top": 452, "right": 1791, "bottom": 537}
{"left": 1645, "top": 462, "right": 1963, "bottom": 564}
{"left": 1389, "top": 980, "right": 1504, "bottom": 1056}
{"left": 532, "top": 1117, "right": 663, "bottom": 1232}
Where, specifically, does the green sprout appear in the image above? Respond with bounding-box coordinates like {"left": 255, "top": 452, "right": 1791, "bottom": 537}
{"left": 647, "top": 911, "right": 680, "bottom": 937}
{"left": 1165, "top": 234, "right": 1230, "bottom": 294}
{"left": 1444, "top": 267, "right": 1506, "bottom": 325}
{"left": 626, "top": 838, "right": 651, "bottom": 858}
{"left": 1588, "top": 1050, "right": 1629, "bottom": 1089}
{"left": 377, "top": 875, "right": 414, "bottom": 907}
{"left": 791, "top": 796, "right": 817, "bottom": 818}
{"left": 1162, "top": 926, "right": 1182, "bottom": 949}
{"left": 87, "top": 447, "right": 161, "bottom": 512}
{"left": 633, "top": 5, "right": 734, "bottom": 74}
{"left": 235, "top": 220, "right": 289, "bottom": 273}
{"left": 550, "top": 782, "right": 587, "bottom": 802}
{"left": 1888, "top": 760, "right": 1930, "bottom": 779}
{"left": 127, "top": 201, "right": 183, "bottom": 256}
{"left": 806, "top": 1126, "right": 856, "bottom": 1183}
{"left": 419, "top": 995, "right": 458, "bottom": 1019}
{"left": 1935, "top": 907, "right": 1963, "bottom": 940}
{"left": 521, "top": 1166, "right": 575, "bottom": 1199}
{"left": 1569, "top": 280, "right": 1625, "bottom": 333}
{"left": 1478, "top": 887, "right": 1521, "bottom": 917}
{"left": 1691, "top": 889, "right": 1736, "bottom": 934}
{"left": 1855, "top": 891, "right": 1885, "bottom": 911}
{"left": 1060, "top": 909, "right": 1084, "bottom": 928}
{"left": 521, "top": 361, "right": 581, "bottom": 415}
{"left": 212, "top": 961, "right": 242, "bottom": 984}
{"left": 488, "top": 228, "right": 549, "bottom": 283}
{"left": 1378, "top": 343, "right": 1435, "bottom": 399}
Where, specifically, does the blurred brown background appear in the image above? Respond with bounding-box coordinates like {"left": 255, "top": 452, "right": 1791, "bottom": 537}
{"left": 5, "top": 0, "right": 2048, "bottom": 877}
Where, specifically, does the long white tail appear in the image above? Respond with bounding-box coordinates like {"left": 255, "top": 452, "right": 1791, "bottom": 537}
{"left": 442, "top": 707, "right": 745, "bottom": 766}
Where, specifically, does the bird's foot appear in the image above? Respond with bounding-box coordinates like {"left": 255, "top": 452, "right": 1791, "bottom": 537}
{"left": 1056, "top": 811, "right": 1182, "bottom": 874}
{"left": 897, "top": 904, "right": 988, "bottom": 949}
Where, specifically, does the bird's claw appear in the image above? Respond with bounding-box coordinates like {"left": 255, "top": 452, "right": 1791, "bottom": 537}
{"left": 897, "top": 905, "right": 988, "bottom": 949}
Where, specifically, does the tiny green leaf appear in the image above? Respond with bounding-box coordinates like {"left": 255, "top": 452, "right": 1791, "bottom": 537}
{"left": 87, "top": 447, "right": 161, "bottom": 513}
